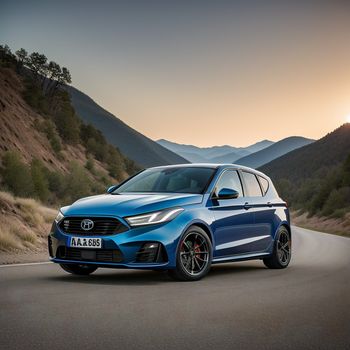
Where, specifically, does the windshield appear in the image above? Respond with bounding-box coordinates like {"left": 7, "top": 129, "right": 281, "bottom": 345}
{"left": 114, "top": 167, "right": 216, "bottom": 194}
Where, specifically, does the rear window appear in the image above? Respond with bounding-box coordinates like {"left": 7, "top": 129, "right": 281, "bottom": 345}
{"left": 242, "top": 171, "right": 262, "bottom": 197}
{"left": 258, "top": 176, "right": 269, "bottom": 195}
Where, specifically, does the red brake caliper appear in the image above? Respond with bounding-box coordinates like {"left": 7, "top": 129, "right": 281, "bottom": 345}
{"left": 194, "top": 243, "right": 201, "bottom": 259}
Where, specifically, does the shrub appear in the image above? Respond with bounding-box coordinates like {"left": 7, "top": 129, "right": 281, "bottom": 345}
{"left": 85, "top": 158, "right": 95, "bottom": 173}
{"left": 30, "top": 159, "right": 50, "bottom": 202}
{"left": 322, "top": 187, "right": 350, "bottom": 217}
{"left": 1, "top": 151, "right": 34, "bottom": 197}
{"left": 63, "top": 162, "right": 92, "bottom": 203}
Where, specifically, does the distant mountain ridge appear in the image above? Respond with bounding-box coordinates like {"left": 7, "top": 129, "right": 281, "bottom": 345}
{"left": 259, "top": 124, "right": 350, "bottom": 224}
{"left": 67, "top": 87, "right": 189, "bottom": 167}
{"left": 260, "top": 124, "right": 350, "bottom": 184}
{"left": 235, "top": 136, "right": 314, "bottom": 168}
{"left": 157, "top": 139, "right": 274, "bottom": 163}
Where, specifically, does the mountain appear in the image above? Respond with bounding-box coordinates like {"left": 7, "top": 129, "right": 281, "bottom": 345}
{"left": 235, "top": 136, "right": 314, "bottom": 168}
{"left": 0, "top": 53, "right": 138, "bottom": 206}
{"left": 177, "top": 151, "right": 209, "bottom": 163}
{"left": 67, "top": 87, "right": 188, "bottom": 167}
{"left": 157, "top": 139, "right": 274, "bottom": 163}
{"left": 208, "top": 149, "right": 251, "bottom": 163}
{"left": 244, "top": 139, "right": 275, "bottom": 154}
{"left": 260, "top": 125, "right": 350, "bottom": 184}
{"left": 259, "top": 124, "right": 350, "bottom": 224}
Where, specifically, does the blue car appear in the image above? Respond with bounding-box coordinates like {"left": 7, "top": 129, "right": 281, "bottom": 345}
{"left": 49, "top": 164, "right": 291, "bottom": 281}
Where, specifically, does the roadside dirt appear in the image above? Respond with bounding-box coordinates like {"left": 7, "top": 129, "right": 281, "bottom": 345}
{"left": 0, "top": 250, "right": 49, "bottom": 264}
{"left": 291, "top": 211, "right": 350, "bottom": 237}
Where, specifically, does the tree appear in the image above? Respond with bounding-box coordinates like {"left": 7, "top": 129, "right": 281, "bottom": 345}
{"left": 53, "top": 92, "right": 81, "bottom": 144}
{"left": 342, "top": 153, "right": 350, "bottom": 186}
{"left": 321, "top": 187, "right": 350, "bottom": 217}
{"left": 61, "top": 67, "right": 71, "bottom": 84}
{"left": 27, "top": 52, "right": 47, "bottom": 82}
{"left": 15, "top": 48, "right": 28, "bottom": 72}
{"left": 46, "top": 61, "right": 61, "bottom": 95}
{"left": 0, "top": 44, "right": 16, "bottom": 66}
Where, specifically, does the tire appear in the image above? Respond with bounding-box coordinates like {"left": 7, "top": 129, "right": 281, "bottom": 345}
{"left": 168, "top": 226, "right": 212, "bottom": 281}
{"left": 263, "top": 226, "right": 291, "bottom": 269}
{"left": 60, "top": 263, "right": 98, "bottom": 275}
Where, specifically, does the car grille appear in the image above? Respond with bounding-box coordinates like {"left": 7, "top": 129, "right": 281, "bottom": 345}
{"left": 59, "top": 217, "right": 128, "bottom": 236}
{"left": 56, "top": 247, "right": 123, "bottom": 263}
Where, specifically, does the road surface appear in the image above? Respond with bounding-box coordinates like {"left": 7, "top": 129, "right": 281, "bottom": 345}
{"left": 0, "top": 226, "right": 349, "bottom": 350}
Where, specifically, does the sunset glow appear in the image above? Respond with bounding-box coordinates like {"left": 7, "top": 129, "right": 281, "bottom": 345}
{"left": 1, "top": 1, "right": 350, "bottom": 146}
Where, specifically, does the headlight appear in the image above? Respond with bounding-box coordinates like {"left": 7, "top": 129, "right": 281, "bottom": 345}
{"left": 125, "top": 207, "right": 184, "bottom": 227}
{"left": 55, "top": 210, "right": 64, "bottom": 223}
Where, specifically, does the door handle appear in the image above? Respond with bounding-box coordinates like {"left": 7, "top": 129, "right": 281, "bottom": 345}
{"left": 267, "top": 202, "right": 273, "bottom": 207}
{"left": 244, "top": 202, "right": 253, "bottom": 210}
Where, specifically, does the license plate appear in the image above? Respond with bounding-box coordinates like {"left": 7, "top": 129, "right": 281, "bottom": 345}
{"left": 70, "top": 237, "right": 102, "bottom": 249}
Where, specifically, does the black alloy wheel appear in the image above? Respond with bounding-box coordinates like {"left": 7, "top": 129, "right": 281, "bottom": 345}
{"left": 168, "top": 226, "right": 212, "bottom": 281}
{"left": 263, "top": 226, "right": 291, "bottom": 269}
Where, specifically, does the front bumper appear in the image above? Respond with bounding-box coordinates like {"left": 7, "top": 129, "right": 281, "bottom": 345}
{"left": 48, "top": 215, "right": 189, "bottom": 269}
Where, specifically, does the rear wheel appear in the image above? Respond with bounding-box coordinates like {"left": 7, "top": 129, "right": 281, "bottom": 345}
{"left": 60, "top": 263, "right": 98, "bottom": 275}
{"left": 263, "top": 226, "right": 291, "bottom": 269}
{"left": 168, "top": 226, "right": 212, "bottom": 281}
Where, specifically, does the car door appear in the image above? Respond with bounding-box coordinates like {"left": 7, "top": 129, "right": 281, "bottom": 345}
{"left": 253, "top": 174, "right": 276, "bottom": 246}
{"left": 239, "top": 171, "right": 273, "bottom": 253}
{"left": 209, "top": 169, "right": 255, "bottom": 258}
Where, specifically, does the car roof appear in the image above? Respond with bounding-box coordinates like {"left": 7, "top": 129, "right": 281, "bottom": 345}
{"left": 147, "top": 163, "right": 270, "bottom": 179}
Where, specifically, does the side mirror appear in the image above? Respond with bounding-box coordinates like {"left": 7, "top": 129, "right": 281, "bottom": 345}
{"left": 216, "top": 188, "right": 239, "bottom": 200}
{"left": 107, "top": 185, "right": 117, "bottom": 193}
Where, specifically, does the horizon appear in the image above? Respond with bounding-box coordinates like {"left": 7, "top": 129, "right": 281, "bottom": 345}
{"left": 1, "top": 1, "right": 350, "bottom": 147}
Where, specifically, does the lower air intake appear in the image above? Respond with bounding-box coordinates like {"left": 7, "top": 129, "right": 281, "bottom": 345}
{"left": 56, "top": 247, "right": 123, "bottom": 263}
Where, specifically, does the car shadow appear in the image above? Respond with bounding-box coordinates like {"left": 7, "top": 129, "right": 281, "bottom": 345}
{"left": 45, "top": 262, "right": 266, "bottom": 286}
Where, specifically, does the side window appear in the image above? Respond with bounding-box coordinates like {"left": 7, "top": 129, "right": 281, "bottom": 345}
{"left": 242, "top": 171, "right": 262, "bottom": 197}
{"left": 215, "top": 170, "right": 243, "bottom": 198}
{"left": 258, "top": 176, "right": 269, "bottom": 195}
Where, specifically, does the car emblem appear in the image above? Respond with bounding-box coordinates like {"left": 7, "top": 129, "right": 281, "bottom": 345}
{"left": 81, "top": 219, "right": 94, "bottom": 231}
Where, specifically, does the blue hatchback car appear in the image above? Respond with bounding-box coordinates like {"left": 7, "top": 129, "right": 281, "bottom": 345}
{"left": 49, "top": 164, "right": 291, "bottom": 281}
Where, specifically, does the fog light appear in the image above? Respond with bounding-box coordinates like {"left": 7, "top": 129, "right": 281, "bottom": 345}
{"left": 136, "top": 242, "right": 161, "bottom": 263}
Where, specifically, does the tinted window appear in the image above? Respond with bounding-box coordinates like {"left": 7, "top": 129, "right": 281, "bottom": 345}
{"left": 242, "top": 172, "right": 262, "bottom": 197}
{"left": 114, "top": 167, "right": 215, "bottom": 194}
{"left": 258, "top": 176, "right": 269, "bottom": 195}
{"left": 215, "top": 170, "right": 243, "bottom": 198}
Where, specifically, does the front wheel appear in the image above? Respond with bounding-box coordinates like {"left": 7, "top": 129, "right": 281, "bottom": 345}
{"left": 263, "top": 226, "right": 291, "bottom": 269}
{"left": 168, "top": 226, "right": 212, "bottom": 281}
{"left": 60, "top": 263, "right": 98, "bottom": 275}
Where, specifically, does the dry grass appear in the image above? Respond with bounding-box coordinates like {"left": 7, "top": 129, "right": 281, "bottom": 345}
{"left": 291, "top": 210, "right": 350, "bottom": 237}
{"left": 0, "top": 191, "right": 56, "bottom": 253}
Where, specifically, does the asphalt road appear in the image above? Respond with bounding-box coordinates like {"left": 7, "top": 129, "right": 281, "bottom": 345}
{"left": 0, "top": 226, "right": 349, "bottom": 350}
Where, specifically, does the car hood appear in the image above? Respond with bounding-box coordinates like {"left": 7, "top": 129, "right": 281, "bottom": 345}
{"left": 62, "top": 193, "right": 203, "bottom": 218}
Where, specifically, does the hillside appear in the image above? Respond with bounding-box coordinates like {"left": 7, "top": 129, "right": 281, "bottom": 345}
{"left": 0, "top": 67, "right": 93, "bottom": 174}
{"left": 260, "top": 125, "right": 350, "bottom": 184}
{"left": 0, "top": 46, "right": 141, "bottom": 207}
{"left": 235, "top": 136, "right": 314, "bottom": 168}
{"left": 259, "top": 124, "right": 350, "bottom": 226}
{"left": 0, "top": 191, "right": 55, "bottom": 263}
{"left": 67, "top": 87, "right": 188, "bottom": 167}
{"left": 157, "top": 139, "right": 273, "bottom": 163}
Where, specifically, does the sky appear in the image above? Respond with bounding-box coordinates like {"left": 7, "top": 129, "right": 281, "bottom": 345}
{"left": 1, "top": 0, "right": 350, "bottom": 147}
